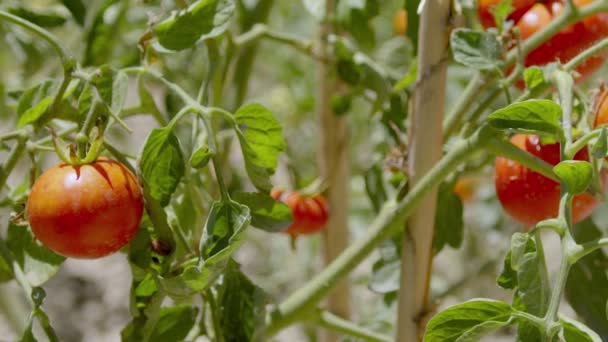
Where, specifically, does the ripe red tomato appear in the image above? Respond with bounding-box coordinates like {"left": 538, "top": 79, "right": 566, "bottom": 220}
{"left": 26, "top": 158, "right": 144, "bottom": 258}
{"left": 393, "top": 9, "right": 408, "bottom": 35}
{"left": 480, "top": 0, "right": 608, "bottom": 84}
{"left": 495, "top": 134, "right": 599, "bottom": 226}
{"left": 271, "top": 188, "right": 329, "bottom": 236}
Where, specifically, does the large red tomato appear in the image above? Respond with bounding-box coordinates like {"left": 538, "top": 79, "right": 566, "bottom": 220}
{"left": 271, "top": 188, "right": 329, "bottom": 236}
{"left": 495, "top": 134, "right": 599, "bottom": 226}
{"left": 26, "top": 157, "right": 144, "bottom": 258}
{"left": 480, "top": 0, "right": 608, "bottom": 84}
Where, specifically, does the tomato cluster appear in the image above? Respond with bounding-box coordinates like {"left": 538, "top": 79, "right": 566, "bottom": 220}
{"left": 26, "top": 158, "right": 144, "bottom": 259}
{"left": 271, "top": 188, "right": 329, "bottom": 236}
{"left": 479, "top": 0, "right": 608, "bottom": 83}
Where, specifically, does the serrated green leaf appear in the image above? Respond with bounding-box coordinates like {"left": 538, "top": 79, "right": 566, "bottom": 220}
{"left": 234, "top": 103, "right": 286, "bottom": 191}
{"left": 17, "top": 80, "right": 55, "bottom": 116}
{"left": 424, "top": 299, "right": 515, "bottom": 342}
{"left": 149, "top": 306, "right": 198, "bottom": 341}
{"left": 451, "top": 29, "right": 501, "bottom": 70}
{"left": 232, "top": 192, "right": 292, "bottom": 232}
{"left": 553, "top": 161, "right": 593, "bottom": 195}
{"left": 488, "top": 100, "right": 563, "bottom": 137}
{"left": 217, "top": 259, "right": 267, "bottom": 341}
{"left": 154, "top": 0, "right": 235, "bottom": 51}
{"left": 139, "top": 127, "right": 185, "bottom": 207}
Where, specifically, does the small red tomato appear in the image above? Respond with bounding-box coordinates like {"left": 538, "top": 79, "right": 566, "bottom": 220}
{"left": 495, "top": 134, "right": 599, "bottom": 227}
{"left": 271, "top": 188, "right": 329, "bottom": 236}
{"left": 26, "top": 158, "right": 144, "bottom": 259}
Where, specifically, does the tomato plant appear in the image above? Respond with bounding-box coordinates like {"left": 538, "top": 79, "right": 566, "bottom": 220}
{"left": 1, "top": 0, "right": 608, "bottom": 341}
{"left": 26, "top": 158, "right": 143, "bottom": 258}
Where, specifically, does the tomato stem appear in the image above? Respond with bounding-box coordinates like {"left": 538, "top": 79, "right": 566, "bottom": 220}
{"left": 0, "top": 137, "right": 27, "bottom": 190}
{"left": 315, "top": 309, "right": 391, "bottom": 342}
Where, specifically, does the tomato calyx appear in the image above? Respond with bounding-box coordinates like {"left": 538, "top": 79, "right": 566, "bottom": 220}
{"left": 49, "top": 125, "right": 105, "bottom": 166}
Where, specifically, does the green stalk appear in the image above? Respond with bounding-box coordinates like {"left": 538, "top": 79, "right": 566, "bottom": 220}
{"left": 0, "top": 137, "right": 27, "bottom": 189}
{"left": 443, "top": 74, "right": 485, "bottom": 138}
{"left": 262, "top": 128, "right": 488, "bottom": 336}
{"left": 233, "top": 24, "right": 316, "bottom": 58}
{"left": 0, "top": 10, "right": 74, "bottom": 68}
{"left": 316, "top": 310, "right": 391, "bottom": 342}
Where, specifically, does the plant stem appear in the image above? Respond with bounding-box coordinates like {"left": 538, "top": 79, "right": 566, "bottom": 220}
{"left": 316, "top": 310, "right": 391, "bottom": 342}
{"left": 199, "top": 113, "right": 229, "bottom": 201}
{"left": 233, "top": 24, "right": 316, "bottom": 59}
{"left": 206, "top": 290, "right": 224, "bottom": 342}
{"left": 0, "top": 10, "right": 74, "bottom": 68}
{"left": 0, "top": 137, "right": 27, "bottom": 189}
{"left": 566, "top": 129, "right": 602, "bottom": 158}
{"left": 35, "top": 308, "right": 60, "bottom": 342}
{"left": 443, "top": 74, "right": 484, "bottom": 138}
{"left": 263, "top": 128, "right": 487, "bottom": 337}
{"left": 485, "top": 137, "right": 559, "bottom": 181}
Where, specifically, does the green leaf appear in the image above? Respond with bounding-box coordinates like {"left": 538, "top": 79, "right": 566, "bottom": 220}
{"left": 149, "top": 306, "right": 198, "bottom": 341}
{"left": 154, "top": 0, "right": 235, "bottom": 51}
{"left": 592, "top": 128, "right": 607, "bottom": 159}
{"left": 424, "top": 299, "right": 515, "bottom": 342}
{"left": 553, "top": 161, "right": 593, "bottom": 195}
{"left": 92, "top": 66, "right": 128, "bottom": 115}
{"left": 497, "top": 251, "right": 517, "bottom": 289}
{"left": 566, "top": 218, "right": 608, "bottom": 339}
{"left": 393, "top": 60, "right": 417, "bottom": 92}
{"left": 139, "top": 127, "right": 185, "bottom": 207}
{"left": 524, "top": 67, "right": 546, "bottom": 91}
{"left": 490, "top": 0, "right": 513, "bottom": 32}
{"left": 487, "top": 100, "right": 564, "bottom": 137}
{"left": 5, "top": 221, "right": 65, "bottom": 286}
{"left": 560, "top": 316, "right": 603, "bottom": 342}
{"left": 83, "top": 0, "right": 122, "bottom": 66}
{"left": 8, "top": 7, "right": 67, "bottom": 28}
{"left": 232, "top": 192, "right": 292, "bottom": 232}
{"left": 180, "top": 200, "right": 251, "bottom": 293}
{"left": 450, "top": 29, "right": 501, "bottom": 70}
{"left": 337, "top": 0, "right": 379, "bottom": 49}
{"left": 190, "top": 145, "right": 214, "bottom": 169}
{"left": 234, "top": 103, "right": 286, "bottom": 191}
{"left": 516, "top": 251, "right": 550, "bottom": 316}
{"left": 61, "top": 0, "right": 86, "bottom": 25}
{"left": 364, "top": 165, "right": 388, "bottom": 214}
{"left": 18, "top": 97, "right": 52, "bottom": 128}
{"left": 434, "top": 182, "right": 464, "bottom": 254}
{"left": 217, "top": 259, "right": 267, "bottom": 341}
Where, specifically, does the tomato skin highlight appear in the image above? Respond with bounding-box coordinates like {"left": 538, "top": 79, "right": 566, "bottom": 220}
{"left": 26, "top": 158, "right": 144, "bottom": 259}
{"left": 494, "top": 134, "right": 599, "bottom": 227}
{"left": 271, "top": 188, "right": 329, "bottom": 236}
